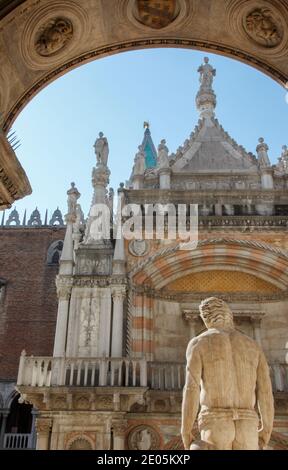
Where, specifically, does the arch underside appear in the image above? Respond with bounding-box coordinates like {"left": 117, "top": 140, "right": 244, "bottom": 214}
{"left": 0, "top": 0, "right": 288, "bottom": 130}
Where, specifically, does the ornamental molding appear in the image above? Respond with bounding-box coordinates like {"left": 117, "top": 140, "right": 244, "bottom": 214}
{"left": 72, "top": 276, "right": 127, "bottom": 288}
{"left": 131, "top": 285, "right": 288, "bottom": 302}
{"left": 129, "top": 238, "right": 288, "bottom": 280}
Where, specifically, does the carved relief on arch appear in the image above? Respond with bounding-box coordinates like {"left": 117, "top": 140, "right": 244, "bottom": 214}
{"left": 20, "top": 1, "right": 89, "bottom": 70}
{"left": 65, "top": 431, "right": 95, "bottom": 450}
{"left": 35, "top": 17, "right": 73, "bottom": 57}
{"left": 127, "top": 0, "right": 191, "bottom": 31}
{"left": 227, "top": 0, "right": 288, "bottom": 56}
{"left": 243, "top": 7, "right": 283, "bottom": 47}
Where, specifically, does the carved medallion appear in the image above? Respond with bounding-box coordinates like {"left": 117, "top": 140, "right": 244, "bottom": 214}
{"left": 35, "top": 18, "right": 73, "bottom": 56}
{"left": 128, "top": 425, "right": 160, "bottom": 450}
{"left": 243, "top": 8, "right": 283, "bottom": 47}
{"left": 134, "top": 0, "right": 180, "bottom": 29}
{"left": 129, "top": 239, "right": 149, "bottom": 257}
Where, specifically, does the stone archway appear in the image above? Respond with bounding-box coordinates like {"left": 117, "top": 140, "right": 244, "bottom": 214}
{"left": 1, "top": 0, "right": 288, "bottom": 207}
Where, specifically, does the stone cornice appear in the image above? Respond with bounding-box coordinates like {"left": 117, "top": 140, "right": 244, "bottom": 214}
{"left": 72, "top": 275, "right": 127, "bottom": 288}
{"left": 124, "top": 188, "right": 288, "bottom": 205}
{"left": 131, "top": 285, "right": 288, "bottom": 302}
{"left": 0, "top": 132, "right": 31, "bottom": 209}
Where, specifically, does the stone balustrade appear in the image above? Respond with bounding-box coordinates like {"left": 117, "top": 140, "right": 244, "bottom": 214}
{"left": 17, "top": 352, "right": 288, "bottom": 393}
{"left": 17, "top": 354, "right": 147, "bottom": 388}
{"left": 3, "top": 433, "right": 34, "bottom": 450}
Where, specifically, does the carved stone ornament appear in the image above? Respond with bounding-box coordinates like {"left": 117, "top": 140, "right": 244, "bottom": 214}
{"left": 243, "top": 8, "right": 283, "bottom": 47}
{"left": 134, "top": 0, "right": 180, "bottom": 29}
{"left": 35, "top": 18, "right": 73, "bottom": 56}
{"left": 128, "top": 425, "right": 160, "bottom": 450}
{"left": 68, "top": 437, "right": 93, "bottom": 450}
{"left": 129, "top": 239, "right": 149, "bottom": 257}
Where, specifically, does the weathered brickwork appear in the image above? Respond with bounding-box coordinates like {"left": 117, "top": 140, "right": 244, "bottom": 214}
{"left": 0, "top": 227, "right": 65, "bottom": 379}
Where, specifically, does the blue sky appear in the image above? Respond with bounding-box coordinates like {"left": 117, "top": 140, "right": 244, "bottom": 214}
{"left": 4, "top": 48, "right": 288, "bottom": 223}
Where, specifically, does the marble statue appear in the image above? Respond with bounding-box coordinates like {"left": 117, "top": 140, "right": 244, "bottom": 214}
{"left": 67, "top": 182, "right": 80, "bottom": 216}
{"left": 94, "top": 132, "right": 109, "bottom": 167}
{"left": 198, "top": 57, "right": 216, "bottom": 90}
{"left": 133, "top": 145, "right": 145, "bottom": 175}
{"left": 256, "top": 138, "right": 271, "bottom": 168}
{"left": 181, "top": 297, "right": 274, "bottom": 450}
{"left": 158, "top": 139, "right": 170, "bottom": 169}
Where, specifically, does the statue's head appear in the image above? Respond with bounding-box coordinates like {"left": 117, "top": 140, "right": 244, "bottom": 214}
{"left": 99, "top": 131, "right": 104, "bottom": 138}
{"left": 199, "top": 297, "right": 234, "bottom": 330}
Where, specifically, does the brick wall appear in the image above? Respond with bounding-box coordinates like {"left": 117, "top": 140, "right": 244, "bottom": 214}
{"left": 0, "top": 227, "right": 65, "bottom": 380}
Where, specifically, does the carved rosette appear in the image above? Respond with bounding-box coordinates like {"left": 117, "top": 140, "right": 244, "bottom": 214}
{"left": 129, "top": 239, "right": 150, "bottom": 257}
{"left": 127, "top": 425, "right": 160, "bottom": 450}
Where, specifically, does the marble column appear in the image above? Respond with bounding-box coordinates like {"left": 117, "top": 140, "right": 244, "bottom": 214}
{"left": 252, "top": 318, "right": 262, "bottom": 346}
{"left": 0, "top": 410, "right": 9, "bottom": 449}
{"left": 182, "top": 311, "right": 197, "bottom": 339}
{"left": 111, "top": 288, "right": 126, "bottom": 357}
{"left": 98, "top": 288, "right": 112, "bottom": 357}
{"left": 112, "top": 421, "right": 127, "bottom": 450}
{"left": 53, "top": 283, "right": 72, "bottom": 357}
{"left": 35, "top": 418, "right": 52, "bottom": 450}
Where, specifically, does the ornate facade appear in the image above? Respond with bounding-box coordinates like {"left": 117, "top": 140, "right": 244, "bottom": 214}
{"left": 1, "top": 0, "right": 288, "bottom": 209}
{"left": 7, "top": 58, "right": 287, "bottom": 450}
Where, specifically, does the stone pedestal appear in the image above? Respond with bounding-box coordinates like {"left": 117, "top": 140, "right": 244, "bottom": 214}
{"left": 159, "top": 168, "right": 171, "bottom": 189}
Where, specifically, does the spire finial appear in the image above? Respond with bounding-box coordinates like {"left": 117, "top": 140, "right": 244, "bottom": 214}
{"left": 196, "top": 57, "right": 217, "bottom": 119}
{"left": 143, "top": 121, "right": 149, "bottom": 129}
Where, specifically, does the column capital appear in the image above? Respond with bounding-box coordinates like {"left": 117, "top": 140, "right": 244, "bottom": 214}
{"left": 112, "top": 420, "right": 127, "bottom": 437}
{"left": 55, "top": 275, "right": 73, "bottom": 299}
{"left": 35, "top": 418, "right": 52, "bottom": 433}
{"left": 112, "top": 286, "right": 126, "bottom": 301}
{"left": 182, "top": 310, "right": 198, "bottom": 322}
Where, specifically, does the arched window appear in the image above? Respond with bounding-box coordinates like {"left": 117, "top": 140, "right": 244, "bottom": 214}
{"left": 0, "top": 278, "right": 6, "bottom": 307}
{"left": 47, "top": 240, "right": 63, "bottom": 265}
{"left": 5, "top": 394, "right": 33, "bottom": 434}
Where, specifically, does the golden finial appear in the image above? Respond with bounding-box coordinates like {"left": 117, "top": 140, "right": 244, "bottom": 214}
{"left": 143, "top": 121, "right": 149, "bottom": 129}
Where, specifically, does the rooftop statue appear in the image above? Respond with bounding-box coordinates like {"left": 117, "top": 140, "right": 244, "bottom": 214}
{"left": 94, "top": 132, "right": 109, "bottom": 167}
{"left": 198, "top": 57, "right": 216, "bottom": 90}
{"left": 157, "top": 139, "right": 170, "bottom": 169}
{"left": 181, "top": 297, "right": 274, "bottom": 450}
{"left": 133, "top": 145, "right": 145, "bottom": 176}
{"left": 256, "top": 137, "right": 271, "bottom": 168}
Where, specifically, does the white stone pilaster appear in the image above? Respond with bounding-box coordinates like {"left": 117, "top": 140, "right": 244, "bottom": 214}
{"left": 98, "top": 288, "right": 112, "bottom": 357}
{"left": 111, "top": 288, "right": 126, "bottom": 357}
{"left": 159, "top": 168, "right": 171, "bottom": 189}
{"left": 53, "top": 279, "right": 72, "bottom": 357}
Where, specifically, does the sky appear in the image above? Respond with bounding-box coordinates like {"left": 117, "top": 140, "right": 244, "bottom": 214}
{"left": 4, "top": 48, "right": 288, "bottom": 224}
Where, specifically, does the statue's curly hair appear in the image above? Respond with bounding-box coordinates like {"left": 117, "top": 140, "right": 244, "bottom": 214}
{"left": 199, "top": 297, "right": 233, "bottom": 325}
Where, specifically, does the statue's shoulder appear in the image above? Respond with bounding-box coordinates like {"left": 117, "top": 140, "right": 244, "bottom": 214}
{"left": 232, "top": 329, "right": 261, "bottom": 350}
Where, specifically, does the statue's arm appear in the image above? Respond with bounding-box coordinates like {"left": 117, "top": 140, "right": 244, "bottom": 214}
{"left": 256, "top": 350, "right": 274, "bottom": 449}
{"left": 181, "top": 340, "right": 202, "bottom": 450}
